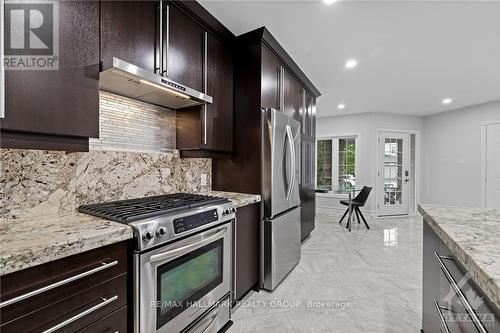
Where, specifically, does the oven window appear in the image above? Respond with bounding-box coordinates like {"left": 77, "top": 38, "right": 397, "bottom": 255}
{"left": 156, "top": 238, "right": 223, "bottom": 329}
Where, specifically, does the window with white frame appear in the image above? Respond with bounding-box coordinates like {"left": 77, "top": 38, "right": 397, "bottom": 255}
{"left": 316, "top": 137, "right": 356, "bottom": 191}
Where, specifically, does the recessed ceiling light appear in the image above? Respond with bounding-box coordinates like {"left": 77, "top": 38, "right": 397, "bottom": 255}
{"left": 442, "top": 98, "right": 453, "bottom": 105}
{"left": 323, "top": 0, "right": 337, "bottom": 4}
{"left": 338, "top": 104, "right": 345, "bottom": 110}
{"left": 345, "top": 59, "right": 358, "bottom": 69}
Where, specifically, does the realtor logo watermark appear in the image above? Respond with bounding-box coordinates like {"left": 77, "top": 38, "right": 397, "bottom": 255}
{"left": 441, "top": 272, "right": 496, "bottom": 329}
{"left": 4, "top": 0, "right": 59, "bottom": 70}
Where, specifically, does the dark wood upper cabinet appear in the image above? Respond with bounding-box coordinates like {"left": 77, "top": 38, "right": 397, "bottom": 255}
{"left": 100, "top": 1, "right": 159, "bottom": 73}
{"left": 165, "top": 4, "right": 204, "bottom": 92}
{"left": 261, "top": 46, "right": 282, "bottom": 111}
{"left": 1, "top": 0, "right": 100, "bottom": 151}
{"left": 283, "top": 69, "right": 304, "bottom": 122}
{"left": 173, "top": 3, "right": 235, "bottom": 157}
{"left": 202, "top": 33, "right": 233, "bottom": 153}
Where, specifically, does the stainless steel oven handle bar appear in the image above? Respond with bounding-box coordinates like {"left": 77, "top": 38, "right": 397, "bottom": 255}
{"left": 434, "top": 252, "right": 488, "bottom": 333}
{"left": 0, "top": 261, "right": 118, "bottom": 308}
{"left": 150, "top": 227, "right": 228, "bottom": 263}
{"left": 188, "top": 309, "right": 219, "bottom": 333}
{"left": 42, "top": 295, "right": 118, "bottom": 333}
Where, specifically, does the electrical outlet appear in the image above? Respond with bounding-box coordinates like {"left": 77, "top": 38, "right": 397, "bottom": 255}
{"left": 201, "top": 173, "right": 208, "bottom": 186}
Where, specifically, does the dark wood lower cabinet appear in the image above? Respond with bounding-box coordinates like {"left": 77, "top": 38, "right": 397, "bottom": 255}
{"left": 422, "top": 220, "right": 500, "bottom": 333}
{"left": 300, "top": 186, "right": 315, "bottom": 241}
{"left": 0, "top": 242, "right": 129, "bottom": 333}
{"left": 233, "top": 203, "right": 260, "bottom": 303}
{"left": 79, "top": 306, "right": 128, "bottom": 333}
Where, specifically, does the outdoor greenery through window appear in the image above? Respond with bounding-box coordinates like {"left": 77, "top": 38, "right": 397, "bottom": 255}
{"left": 316, "top": 137, "right": 356, "bottom": 191}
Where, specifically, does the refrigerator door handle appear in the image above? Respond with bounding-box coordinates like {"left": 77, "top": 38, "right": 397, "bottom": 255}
{"left": 285, "top": 124, "right": 295, "bottom": 200}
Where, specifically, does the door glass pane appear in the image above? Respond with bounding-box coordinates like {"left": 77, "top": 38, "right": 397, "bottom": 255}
{"left": 156, "top": 239, "right": 223, "bottom": 329}
{"left": 316, "top": 140, "right": 333, "bottom": 190}
{"left": 384, "top": 138, "right": 403, "bottom": 205}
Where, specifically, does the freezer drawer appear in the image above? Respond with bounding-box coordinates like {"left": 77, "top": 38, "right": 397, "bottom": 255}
{"left": 263, "top": 207, "right": 301, "bottom": 291}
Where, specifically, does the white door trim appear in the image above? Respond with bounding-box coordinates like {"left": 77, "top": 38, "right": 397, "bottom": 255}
{"left": 376, "top": 128, "right": 421, "bottom": 217}
{"left": 481, "top": 120, "right": 500, "bottom": 208}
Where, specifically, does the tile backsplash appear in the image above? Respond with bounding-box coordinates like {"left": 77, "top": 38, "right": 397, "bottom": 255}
{"left": 90, "top": 91, "right": 176, "bottom": 153}
{"left": 1, "top": 92, "right": 211, "bottom": 220}
{"left": 1, "top": 149, "right": 211, "bottom": 219}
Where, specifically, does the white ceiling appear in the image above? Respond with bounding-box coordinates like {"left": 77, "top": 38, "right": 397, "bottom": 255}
{"left": 199, "top": 0, "right": 500, "bottom": 117}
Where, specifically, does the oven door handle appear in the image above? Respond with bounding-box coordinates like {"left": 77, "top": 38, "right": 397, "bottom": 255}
{"left": 150, "top": 227, "right": 228, "bottom": 263}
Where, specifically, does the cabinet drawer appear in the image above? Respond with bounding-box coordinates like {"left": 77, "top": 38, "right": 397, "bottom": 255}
{"left": 435, "top": 250, "right": 500, "bottom": 332}
{"left": 78, "top": 305, "right": 128, "bottom": 333}
{"left": 1, "top": 274, "right": 127, "bottom": 333}
{"left": 0, "top": 242, "right": 128, "bottom": 324}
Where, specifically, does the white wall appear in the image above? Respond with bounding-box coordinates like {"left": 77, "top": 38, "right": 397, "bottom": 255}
{"left": 421, "top": 101, "right": 500, "bottom": 207}
{"left": 316, "top": 112, "right": 423, "bottom": 215}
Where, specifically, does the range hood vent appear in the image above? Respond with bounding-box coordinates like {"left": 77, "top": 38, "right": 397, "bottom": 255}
{"left": 100, "top": 58, "right": 212, "bottom": 110}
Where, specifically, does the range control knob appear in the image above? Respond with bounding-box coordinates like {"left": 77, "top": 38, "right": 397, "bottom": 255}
{"left": 142, "top": 230, "right": 154, "bottom": 241}
{"left": 231, "top": 207, "right": 236, "bottom": 214}
{"left": 156, "top": 227, "right": 167, "bottom": 237}
{"left": 223, "top": 209, "right": 230, "bottom": 215}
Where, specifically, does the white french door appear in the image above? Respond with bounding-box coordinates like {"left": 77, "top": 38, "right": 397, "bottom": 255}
{"left": 378, "top": 132, "right": 410, "bottom": 216}
{"left": 486, "top": 122, "right": 500, "bottom": 210}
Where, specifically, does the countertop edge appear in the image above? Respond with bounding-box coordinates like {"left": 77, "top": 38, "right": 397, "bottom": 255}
{"left": 418, "top": 204, "right": 500, "bottom": 311}
{"left": 0, "top": 225, "right": 133, "bottom": 276}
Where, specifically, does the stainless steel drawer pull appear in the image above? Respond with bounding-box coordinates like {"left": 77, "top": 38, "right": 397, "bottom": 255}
{"left": 0, "top": 260, "right": 118, "bottom": 308}
{"left": 434, "top": 252, "right": 488, "bottom": 333}
{"left": 434, "top": 300, "right": 451, "bottom": 333}
{"left": 41, "top": 295, "right": 118, "bottom": 333}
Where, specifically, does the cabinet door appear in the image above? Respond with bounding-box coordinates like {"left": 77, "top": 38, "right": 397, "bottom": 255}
{"left": 233, "top": 203, "right": 259, "bottom": 302}
{"left": 283, "top": 69, "right": 303, "bottom": 122}
{"left": 202, "top": 33, "right": 233, "bottom": 152}
{"left": 261, "top": 46, "right": 281, "bottom": 111}
{"left": 2, "top": 0, "right": 99, "bottom": 139}
{"left": 300, "top": 139, "right": 316, "bottom": 240}
{"left": 165, "top": 4, "right": 204, "bottom": 92}
{"left": 303, "top": 91, "right": 316, "bottom": 139}
{"left": 100, "top": 1, "right": 159, "bottom": 73}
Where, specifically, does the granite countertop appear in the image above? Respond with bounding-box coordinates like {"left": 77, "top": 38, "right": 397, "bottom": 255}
{"left": 0, "top": 191, "right": 260, "bottom": 276}
{"left": 0, "top": 213, "right": 133, "bottom": 276}
{"left": 418, "top": 204, "right": 500, "bottom": 310}
{"left": 206, "top": 190, "right": 261, "bottom": 208}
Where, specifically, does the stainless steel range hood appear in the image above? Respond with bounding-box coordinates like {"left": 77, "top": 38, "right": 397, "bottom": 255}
{"left": 100, "top": 58, "right": 212, "bottom": 109}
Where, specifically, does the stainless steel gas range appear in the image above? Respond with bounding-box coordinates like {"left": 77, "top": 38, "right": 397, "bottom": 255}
{"left": 79, "top": 193, "right": 235, "bottom": 333}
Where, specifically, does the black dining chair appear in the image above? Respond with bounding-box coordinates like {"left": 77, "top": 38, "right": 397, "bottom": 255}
{"left": 338, "top": 186, "right": 372, "bottom": 229}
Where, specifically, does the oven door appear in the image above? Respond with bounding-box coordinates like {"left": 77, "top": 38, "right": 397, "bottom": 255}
{"left": 136, "top": 223, "right": 232, "bottom": 333}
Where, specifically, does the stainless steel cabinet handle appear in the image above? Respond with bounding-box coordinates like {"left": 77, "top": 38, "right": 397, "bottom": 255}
{"left": 160, "top": 3, "right": 170, "bottom": 76}
{"left": 434, "top": 252, "right": 488, "bottom": 333}
{"left": 0, "top": 261, "right": 118, "bottom": 308}
{"left": 157, "top": 1, "right": 162, "bottom": 74}
{"left": 41, "top": 295, "right": 118, "bottom": 333}
{"left": 202, "top": 31, "right": 208, "bottom": 145}
{"left": 434, "top": 300, "right": 451, "bottom": 333}
{"left": 150, "top": 227, "right": 227, "bottom": 263}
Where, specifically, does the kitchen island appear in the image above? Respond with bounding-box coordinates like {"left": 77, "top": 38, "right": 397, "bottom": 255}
{"left": 419, "top": 204, "right": 500, "bottom": 333}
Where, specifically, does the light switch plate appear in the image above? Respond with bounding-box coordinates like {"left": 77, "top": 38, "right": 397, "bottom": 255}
{"left": 201, "top": 173, "right": 208, "bottom": 186}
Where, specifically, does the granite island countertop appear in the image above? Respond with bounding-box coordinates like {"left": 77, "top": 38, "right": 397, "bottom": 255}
{"left": 418, "top": 204, "right": 500, "bottom": 310}
{"left": 0, "top": 212, "right": 133, "bottom": 276}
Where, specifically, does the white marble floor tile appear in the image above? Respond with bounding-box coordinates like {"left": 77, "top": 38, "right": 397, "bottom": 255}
{"left": 229, "top": 213, "right": 423, "bottom": 332}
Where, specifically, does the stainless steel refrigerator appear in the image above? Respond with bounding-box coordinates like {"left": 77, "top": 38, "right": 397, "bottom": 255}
{"left": 261, "top": 108, "right": 301, "bottom": 291}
